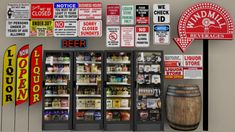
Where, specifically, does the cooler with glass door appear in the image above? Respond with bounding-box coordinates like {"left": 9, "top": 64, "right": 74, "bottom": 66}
{"left": 134, "top": 51, "right": 164, "bottom": 131}
{"left": 42, "top": 51, "right": 73, "bottom": 130}
{"left": 73, "top": 51, "right": 104, "bottom": 130}
{"left": 104, "top": 51, "right": 133, "bottom": 131}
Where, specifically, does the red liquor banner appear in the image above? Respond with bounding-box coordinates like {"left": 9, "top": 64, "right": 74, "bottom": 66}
{"left": 31, "top": 3, "right": 54, "bottom": 19}
{"left": 16, "top": 44, "right": 29, "bottom": 106}
{"left": 174, "top": 2, "right": 234, "bottom": 52}
{"left": 30, "top": 45, "right": 43, "bottom": 105}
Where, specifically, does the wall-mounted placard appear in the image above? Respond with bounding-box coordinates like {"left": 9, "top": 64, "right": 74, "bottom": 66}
{"left": 54, "top": 2, "right": 78, "bottom": 19}
{"left": 7, "top": 3, "right": 30, "bottom": 19}
{"left": 106, "top": 5, "right": 120, "bottom": 25}
{"left": 78, "top": 2, "right": 102, "bottom": 19}
{"left": 78, "top": 20, "right": 102, "bottom": 37}
{"left": 121, "top": 5, "right": 134, "bottom": 25}
{"left": 153, "top": 4, "right": 170, "bottom": 23}
{"left": 31, "top": 3, "right": 54, "bottom": 19}
{"left": 30, "top": 20, "right": 53, "bottom": 37}
{"left": 6, "top": 20, "right": 29, "bottom": 37}
{"left": 106, "top": 26, "right": 120, "bottom": 47}
{"left": 54, "top": 20, "right": 77, "bottom": 37}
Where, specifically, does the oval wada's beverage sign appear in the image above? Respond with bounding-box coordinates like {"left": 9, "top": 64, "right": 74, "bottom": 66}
{"left": 174, "top": 2, "right": 234, "bottom": 52}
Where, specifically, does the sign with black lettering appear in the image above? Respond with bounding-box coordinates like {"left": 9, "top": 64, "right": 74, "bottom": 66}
{"left": 154, "top": 24, "right": 170, "bottom": 45}
{"left": 6, "top": 20, "right": 29, "bottom": 37}
{"left": 106, "top": 26, "right": 120, "bottom": 47}
{"left": 135, "top": 26, "right": 149, "bottom": 47}
{"left": 136, "top": 5, "right": 149, "bottom": 24}
{"left": 7, "top": 3, "right": 30, "bottom": 19}
{"left": 54, "top": 2, "right": 78, "bottom": 19}
{"left": 61, "top": 38, "right": 87, "bottom": 48}
{"left": 54, "top": 20, "right": 77, "bottom": 37}
{"left": 153, "top": 4, "right": 170, "bottom": 23}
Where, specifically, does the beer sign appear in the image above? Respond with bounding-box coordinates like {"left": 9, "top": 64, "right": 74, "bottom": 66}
{"left": 61, "top": 38, "right": 87, "bottom": 48}
{"left": 153, "top": 4, "right": 170, "bottom": 23}
{"left": 174, "top": 2, "right": 234, "bottom": 52}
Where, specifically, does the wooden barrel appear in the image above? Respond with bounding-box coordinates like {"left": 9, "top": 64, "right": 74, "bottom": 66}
{"left": 166, "top": 85, "right": 202, "bottom": 131}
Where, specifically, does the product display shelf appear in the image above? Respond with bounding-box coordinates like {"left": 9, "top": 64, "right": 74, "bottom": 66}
{"left": 45, "top": 94, "right": 70, "bottom": 97}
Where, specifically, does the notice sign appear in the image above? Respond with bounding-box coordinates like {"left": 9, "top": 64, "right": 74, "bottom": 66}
{"left": 121, "top": 27, "right": 134, "bottom": 47}
{"left": 61, "top": 38, "right": 87, "bottom": 49}
{"left": 135, "top": 26, "right": 150, "bottom": 47}
{"left": 154, "top": 25, "right": 170, "bottom": 44}
{"left": 7, "top": 3, "right": 30, "bottom": 19}
{"left": 78, "top": 20, "right": 102, "bottom": 37}
{"left": 31, "top": 3, "right": 53, "bottom": 19}
{"left": 54, "top": 20, "right": 77, "bottom": 37}
{"left": 183, "top": 55, "right": 203, "bottom": 79}
{"left": 121, "top": 5, "right": 134, "bottom": 25}
{"left": 164, "top": 55, "right": 184, "bottom": 79}
{"left": 136, "top": 5, "right": 149, "bottom": 24}
{"left": 30, "top": 20, "right": 53, "bottom": 37}
{"left": 54, "top": 2, "right": 78, "bottom": 19}
{"left": 6, "top": 20, "right": 29, "bottom": 37}
{"left": 78, "top": 2, "right": 102, "bottom": 19}
{"left": 153, "top": 4, "right": 170, "bottom": 23}
{"left": 106, "top": 26, "right": 120, "bottom": 47}
{"left": 106, "top": 5, "right": 120, "bottom": 25}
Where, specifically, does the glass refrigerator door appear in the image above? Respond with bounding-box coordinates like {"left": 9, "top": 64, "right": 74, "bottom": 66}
{"left": 135, "top": 51, "right": 163, "bottom": 129}
{"left": 75, "top": 52, "right": 103, "bottom": 124}
{"left": 43, "top": 52, "right": 72, "bottom": 130}
{"left": 105, "top": 52, "right": 132, "bottom": 126}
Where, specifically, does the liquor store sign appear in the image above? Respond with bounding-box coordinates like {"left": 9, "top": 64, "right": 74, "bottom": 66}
{"left": 174, "top": 2, "right": 234, "bottom": 52}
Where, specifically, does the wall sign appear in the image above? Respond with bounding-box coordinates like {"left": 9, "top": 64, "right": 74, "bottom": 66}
{"left": 61, "top": 38, "right": 87, "bottom": 48}
{"left": 7, "top": 3, "right": 30, "bottom": 19}
{"left": 121, "top": 26, "right": 134, "bottom": 47}
{"left": 136, "top": 5, "right": 149, "bottom": 24}
{"left": 54, "top": 2, "right": 78, "bottom": 19}
{"left": 78, "top": 20, "right": 102, "bottom": 37}
{"left": 183, "top": 55, "right": 203, "bottom": 79}
{"left": 78, "top": 2, "right": 102, "bottom": 19}
{"left": 30, "top": 45, "right": 43, "bottom": 105}
{"left": 30, "top": 20, "right": 53, "bottom": 37}
{"left": 154, "top": 24, "right": 170, "bottom": 44}
{"left": 54, "top": 20, "right": 77, "bottom": 37}
{"left": 31, "top": 3, "right": 54, "bottom": 19}
{"left": 164, "top": 55, "right": 184, "bottom": 79}
{"left": 6, "top": 20, "right": 29, "bottom": 37}
{"left": 121, "top": 5, "right": 134, "bottom": 25}
{"left": 16, "top": 45, "right": 29, "bottom": 106}
{"left": 153, "top": 4, "right": 170, "bottom": 23}
{"left": 135, "top": 26, "right": 150, "bottom": 47}
{"left": 106, "top": 5, "right": 120, "bottom": 25}
{"left": 174, "top": 2, "right": 234, "bottom": 52}
{"left": 2, "top": 45, "right": 16, "bottom": 106}
{"left": 106, "top": 26, "right": 120, "bottom": 47}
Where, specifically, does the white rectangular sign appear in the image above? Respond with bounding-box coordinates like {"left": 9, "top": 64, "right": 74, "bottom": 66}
{"left": 78, "top": 2, "right": 102, "bottom": 19}
{"left": 121, "top": 26, "right": 134, "bottom": 47}
{"left": 184, "top": 55, "right": 203, "bottom": 79}
{"left": 154, "top": 24, "right": 170, "bottom": 45}
{"left": 121, "top": 5, "right": 134, "bottom": 25}
{"left": 6, "top": 20, "right": 29, "bottom": 37}
{"left": 153, "top": 4, "right": 170, "bottom": 23}
{"left": 54, "top": 20, "right": 77, "bottom": 37}
{"left": 106, "top": 26, "right": 120, "bottom": 47}
{"left": 78, "top": 20, "right": 102, "bottom": 37}
{"left": 7, "top": 3, "right": 30, "bottom": 19}
{"left": 135, "top": 26, "right": 150, "bottom": 47}
{"left": 54, "top": 2, "right": 78, "bottom": 19}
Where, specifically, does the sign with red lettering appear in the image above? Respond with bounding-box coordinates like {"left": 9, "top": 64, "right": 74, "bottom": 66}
{"left": 121, "top": 26, "right": 134, "bottom": 47}
{"left": 136, "top": 5, "right": 149, "bottom": 24}
{"left": 54, "top": 20, "right": 77, "bottom": 37}
{"left": 61, "top": 38, "right": 87, "bottom": 48}
{"left": 183, "top": 55, "right": 203, "bottom": 79}
{"left": 106, "top": 5, "right": 120, "bottom": 25}
{"left": 174, "top": 2, "right": 234, "bottom": 52}
{"left": 30, "top": 45, "right": 42, "bottom": 105}
{"left": 16, "top": 44, "right": 29, "bottom": 106}
{"left": 31, "top": 3, "right": 53, "bottom": 19}
{"left": 78, "top": 2, "right": 102, "bottom": 19}
{"left": 164, "top": 55, "right": 184, "bottom": 79}
{"left": 135, "top": 26, "right": 149, "bottom": 47}
{"left": 78, "top": 20, "right": 102, "bottom": 37}
{"left": 106, "top": 26, "right": 120, "bottom": 47}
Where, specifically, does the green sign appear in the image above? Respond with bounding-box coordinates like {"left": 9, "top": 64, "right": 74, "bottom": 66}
{"left": 121, "top": 5, "right": 134, "bottom": 25}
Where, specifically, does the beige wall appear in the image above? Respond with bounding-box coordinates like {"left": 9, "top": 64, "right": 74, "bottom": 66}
{"left": 0, "top": 0, "right": 234, "bottom": 132}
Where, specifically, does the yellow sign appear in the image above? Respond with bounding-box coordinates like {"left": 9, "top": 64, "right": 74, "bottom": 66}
{"left": 16, "top": 45, "right": 29, "bottom": 106}
{"left": 30, "top": 20, "right": 53, "bottom": 37}
{"left": 2, "top": 45, "right": 16, "bottom": 106}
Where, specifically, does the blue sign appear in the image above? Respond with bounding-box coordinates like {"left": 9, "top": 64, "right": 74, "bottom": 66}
{"left": 154, "top": 25, "right": 170, "bottom": 32}
{"left": 54, "top": 2, "right": 78, "bottom": 8}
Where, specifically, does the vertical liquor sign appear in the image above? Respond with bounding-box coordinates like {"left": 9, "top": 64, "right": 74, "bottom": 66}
{"left": 121, "top": 5, "right": 134, "bottom": 25}
{"left": 2, "top": 45, "right": 16, "bottom": 106}
{"left": 31, "top": 3, "right": 54, "bottom": 19}
{"left": 30, "top": 45, "right": 43, "bottom": 105}
{"left": 136, "top": 5, "right": 149, "bottom": 24}
{"left": 106, "top": 5, "right": 120, "bottom": 25}
{"left": 16, "top": 45, "right": 29, "bottom": 106}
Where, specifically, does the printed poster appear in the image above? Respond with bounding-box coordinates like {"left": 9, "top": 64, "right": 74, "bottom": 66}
{"left": 30, "top": 20, "right": 53, "bottom": 37}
